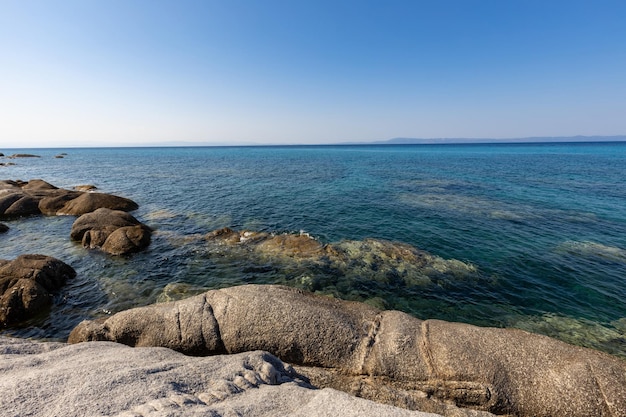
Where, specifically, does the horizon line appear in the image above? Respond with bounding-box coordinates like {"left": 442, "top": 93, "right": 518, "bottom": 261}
{"left": 2, "top": 134, "right": 626, "bottom": 150}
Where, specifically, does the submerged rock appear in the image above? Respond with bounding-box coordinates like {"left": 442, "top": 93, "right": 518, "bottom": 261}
{"left": 0, "top": 255, "right": 76, "bottom": 327}
{"left": 0, "top": 337, "right": 441, "bottom": 417}
{"left": 511, "top": 313, "right": 626, "bottom": 358}
{"left": 202, "top": 227, "right": 477, "bottom": 289}
{"left": 70, "top": 284, "right": 626, "bottom": 417}
{"left": 71, "top": 208, "right": 152, "bottom": 255}
{"left": 0, "top": 179, "right": 138, "bottom": 218}
{"left": 157, "top": 282, "right": 209, "bottom": 303}
{"left": 556, "top": 240, "right": 626, "bottom": 263}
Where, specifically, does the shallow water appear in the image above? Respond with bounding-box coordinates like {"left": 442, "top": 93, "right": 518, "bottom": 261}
{"left": 1, "top": 143, "right": 625, "bottom": 357}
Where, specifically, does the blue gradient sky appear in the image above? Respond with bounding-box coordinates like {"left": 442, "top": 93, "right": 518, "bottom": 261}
{"left": 1, "top": 0, "right": 625, "bottom": 147}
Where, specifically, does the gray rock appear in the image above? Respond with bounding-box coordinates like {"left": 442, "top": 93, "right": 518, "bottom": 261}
{"left": 0, "top": 336, "right": 442, "bottom": 417}
{"left": 0, "top": 254, "right": 76, "bottom": 327}
{"left": 71, "top": 207, "right": 152, "bottom": 255}
{"left": 70, "top": 284, "right": 626, "bottom": 417}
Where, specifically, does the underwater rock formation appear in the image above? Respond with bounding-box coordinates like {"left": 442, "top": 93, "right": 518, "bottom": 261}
{"left": 556, "top": 240, "right": 626, "bottom": 264}
{"left": 0, "top": 254, "right": 76, "bottom": 327}
{"left": 69, "top": 284, "right": 626, "bottom": 417}
{"left": 511, "top": 312, "right": 626, "bottom": 359}
{"left": 202, "top": 227, "right": 477, "bottom": 290}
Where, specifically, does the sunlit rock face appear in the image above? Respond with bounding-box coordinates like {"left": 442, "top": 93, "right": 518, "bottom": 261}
{"left": 2, "top": 336, "right": 446, "bottom": 417}
{"left": 69, "top": 284, "right": 626, "bottom": 417}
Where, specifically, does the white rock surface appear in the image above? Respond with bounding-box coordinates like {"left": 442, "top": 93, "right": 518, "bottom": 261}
{"left": 0, "top": 336, "right": 441, "bottom": 417}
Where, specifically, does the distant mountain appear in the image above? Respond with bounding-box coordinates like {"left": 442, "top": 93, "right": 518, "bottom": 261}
{"left": 372, "top": 135, "right": 626, "bottom": 145}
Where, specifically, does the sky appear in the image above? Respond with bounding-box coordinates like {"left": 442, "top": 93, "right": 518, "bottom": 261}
{"left": 1, "top": 0, "right": 626, "bottom": 147}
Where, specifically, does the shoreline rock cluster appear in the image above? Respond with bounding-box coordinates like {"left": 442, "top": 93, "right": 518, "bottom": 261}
{"left": 0, "top": 179, "right": 151, "bottom": 255}
{"left": 69, "top": 284, "right": 626, "bottom": 417}
{"left": 0, "top": 179, "right": 138, "bottom": 217}
{"left": 1, "top": 179, "right": 151, "bottom": 327}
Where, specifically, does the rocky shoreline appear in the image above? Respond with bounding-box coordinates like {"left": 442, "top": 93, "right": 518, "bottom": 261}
{"left": 1, "top": 178, "right": 625, "bottom": 416}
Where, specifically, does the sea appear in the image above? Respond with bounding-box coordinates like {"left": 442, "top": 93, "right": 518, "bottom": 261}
{"left": 1, "top": 143, "right": 625, "bottom": 358}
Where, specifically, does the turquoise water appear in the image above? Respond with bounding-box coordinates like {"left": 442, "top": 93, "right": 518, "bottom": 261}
{"left": 1, "top": 143, "right": 625, "bottom": 357}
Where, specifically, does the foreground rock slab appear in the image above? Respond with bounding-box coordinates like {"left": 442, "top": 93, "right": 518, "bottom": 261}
{"left": 70, "top": 207, "right": 152, "bottom": 255}
{"left": 0, "top": 179, "right": 138, "bottom": 218}
{"left": 0, "top": 254, "right": 76, "bottom": 327}
{"left": 70, "top": 284, "right": 626, "bottom": 417}
{"left": 0, "top": 336, "right": 441, "bottom": 417}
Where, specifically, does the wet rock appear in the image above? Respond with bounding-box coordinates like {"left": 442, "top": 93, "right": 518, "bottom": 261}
{"left": 0, "top": 179, "right": 138, "bottom": 218}
{"left": 206, "top": 227, "right": 324, "bottom": 257}
{"left": 203, "top": 227, "right": 476, "bottom": 288}
{"left": 9, "top": 154, "right": 39, "bottom": 158}
{"left": 156, "top": 282, "right": 209, "bottom": 303}
{"left": 69, "top": 284, "right": 626, "bottom": 417}
{"left": 71, "top": 207, "right": 151, "bottom": 255}
{"left": 0, "top": 223, "right": 8, "bottom": 233}
{"left": 0, "top": 254, "right": 76, "bottom": 327}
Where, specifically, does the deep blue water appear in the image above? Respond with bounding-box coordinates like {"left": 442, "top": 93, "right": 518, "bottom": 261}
{"left": 1, "top": 143, "right": 625, "bottom": 357}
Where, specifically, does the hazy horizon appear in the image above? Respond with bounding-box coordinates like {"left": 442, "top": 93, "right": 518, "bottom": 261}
{"left": 2, "top": 1, "right": 626, "bottom": 148}
{"left": 2, "top": 135, "right": 626, "bottom": 150}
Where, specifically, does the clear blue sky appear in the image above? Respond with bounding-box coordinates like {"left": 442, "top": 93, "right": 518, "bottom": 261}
{"left": 1, "top": 0, "right": 625, "bottom": 147}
